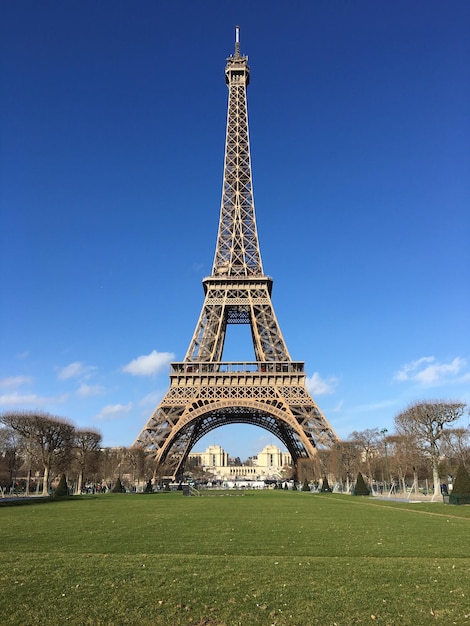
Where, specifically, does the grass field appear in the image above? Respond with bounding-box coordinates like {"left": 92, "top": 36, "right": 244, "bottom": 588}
{"left": 0, "top": 491, "right": 469, "bottom": 625}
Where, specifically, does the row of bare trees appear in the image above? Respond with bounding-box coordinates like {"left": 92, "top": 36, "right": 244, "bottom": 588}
{"left": 1, "top": 400, "right": 468, "bottom": 495}
{"left": 0, "top": 411, "right": 170, "bottom": 496}
{"left": 300, "top": 400, "right": 468, "bottom": 497}
{"left": 0, "top": 411, "right": 105, "bottom": 495}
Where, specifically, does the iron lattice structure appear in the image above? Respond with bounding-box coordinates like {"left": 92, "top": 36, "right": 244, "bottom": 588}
{"left": 134, "top": 28, "right": 338, "bottom": 477}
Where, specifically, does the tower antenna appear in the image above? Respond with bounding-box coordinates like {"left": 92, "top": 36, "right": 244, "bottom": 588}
{"left": 235, "top": 25, "right": 241, "bottom": 57}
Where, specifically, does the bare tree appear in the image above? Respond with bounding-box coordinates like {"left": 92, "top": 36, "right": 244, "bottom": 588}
{"left": 74, "top": 429, "right": 102, "bottom": 494}
{"left": 296, "top": 457, "right": 316, "bottom": 483}
{"left": 349, "top": 428, "right": 381, "bottom": 486}
{"left": 439, "top": 427, "right": 470, "bottom": 480}
{"left": 394, "top": 400, "right": 467, "bottom": 497}
{"left": 125, "top": 447, "right": 147, "bottom": 487}
{"left": 316, "top": 448, "right": 333, "bottom": 480}
{"left": 442, "top": 427, "right": 469, "bottom": 466}
{"left": 0, "top": 411, "right": 75, "bottom": 495}
{"left": 387, "top": 433, "right": 425, "bottom": 494}
{"left": 99, "top": 447, "right": 125, "bottom": 487}
{"left": 0, "top": 426, "right": 26, "bottom": 492}
{"left": 340, "top": 440, "right": 362, "bottom": 492}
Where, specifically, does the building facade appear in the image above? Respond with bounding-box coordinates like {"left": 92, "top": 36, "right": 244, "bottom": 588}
{"left": 188, "top": 444, "right": 292, "bottom": 481}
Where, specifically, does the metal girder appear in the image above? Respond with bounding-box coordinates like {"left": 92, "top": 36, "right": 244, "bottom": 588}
{"left": 134, "top": 362, "right": 338, "bottom": 478}
{"left": 212, "top": 36, "right": 261, "bottom": 278}
{"left": 184, "top": 278, "right": 290, "bottom": 362}
{"left": 133, "top": 30, "right": 339, "bottom": 477}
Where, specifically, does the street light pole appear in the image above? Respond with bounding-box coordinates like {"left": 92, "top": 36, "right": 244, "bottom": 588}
{"left": 336, "top": 444, "right": 342, "bottom": 493}
{"left": 380, "top": 428, "right": 390, "bottom": 492}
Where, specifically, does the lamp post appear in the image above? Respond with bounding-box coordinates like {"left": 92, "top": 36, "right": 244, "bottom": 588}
{"left": 336, "top": 444, "right": 342, "bottom": 493}
{"left": 380, "top": 428, "right": 390, "bottom": 491}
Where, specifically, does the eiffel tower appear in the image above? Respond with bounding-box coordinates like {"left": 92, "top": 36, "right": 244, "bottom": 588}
{"left": 134, "top": 27, "right": 338, "bottom": 478}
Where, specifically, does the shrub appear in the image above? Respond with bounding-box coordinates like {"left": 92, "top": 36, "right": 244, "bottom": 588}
{"left": 353, "top": 472, "right": 370, "bottom": 496}
{"left": 451, "top": 465, "right": 470, "bottom": 496}
{"left": 320, "top": 476, "right": 331, "bottom": 492}
{"left": 54, "top": 473, "right": 68, "bottom": 497}
{"left": 449, "top": 471, "right": 470, "bottom": 503}
{"left": 112, "top": 477, "right": 124, "bottom": 493}
{"left": 144, "top": 479, "right": 153, "bottom": 493}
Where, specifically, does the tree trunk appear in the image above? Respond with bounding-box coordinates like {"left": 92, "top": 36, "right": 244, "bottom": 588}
{"left": 25, "top": 467, "right": 31, "bottom": 496}
{"left": 42, "top": 465, "right": 50, "bottom": 496}
{"left": 432, "top": 460, "right": 440, "bottom": 497}
{"left": 76, "top": 471, "right": 83, "bottom": 495}
{"left": 366, "top": 461, "right": 373, "bottom": 493}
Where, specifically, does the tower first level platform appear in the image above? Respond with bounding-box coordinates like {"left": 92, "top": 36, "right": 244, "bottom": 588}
{"left": 136, "top": 357, "right": 337, "bottom": 479}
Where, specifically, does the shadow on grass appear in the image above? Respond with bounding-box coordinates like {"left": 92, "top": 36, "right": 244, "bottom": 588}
{"left": 0, "top": 495, "right": 99, "bottom": 508}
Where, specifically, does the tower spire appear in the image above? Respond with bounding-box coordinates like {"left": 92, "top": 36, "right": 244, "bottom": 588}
{"left": 214, "top": 26, "right": 257, "bottom": 277}
{"left": 234, "top": 25, "right": 241, "bottom": 57}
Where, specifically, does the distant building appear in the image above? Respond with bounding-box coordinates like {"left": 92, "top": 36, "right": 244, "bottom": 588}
{"left": 188, "top": 444, "right": 292, "bottom": 481}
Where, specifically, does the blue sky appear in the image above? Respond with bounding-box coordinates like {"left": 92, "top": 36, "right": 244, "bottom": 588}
{"left": 1, "top": 1, "right": 469, "bottom": 460}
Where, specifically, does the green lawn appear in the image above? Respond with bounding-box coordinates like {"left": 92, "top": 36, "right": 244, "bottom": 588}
{"left": 1, "top": 491, "right": 469, "bottom": 625}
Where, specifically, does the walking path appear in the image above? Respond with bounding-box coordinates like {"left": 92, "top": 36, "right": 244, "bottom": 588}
{"left": 372, "top": 492, "right": 443, "bottom": 503}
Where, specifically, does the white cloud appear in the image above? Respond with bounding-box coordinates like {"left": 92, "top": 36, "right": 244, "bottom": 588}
{"left": 0, "top": 376, "right": 33, "bottom": 389}
{"left": 77, "top": 383, "right": 105, "bottom": 398}
{"left": 94, "top": 403, "right": 133, "bottom": 421}
{"left": 57, "top": 361, "right": 97, "bottom": 381}
{"left": 394, "top": 356, "right": 467, "bottom": 386}
{"left": 306, "top": 372, "right": 338, "bottom": 395}
{"left": 393, "top": 356, "right": 434, "bottom": 382}
{"left": 0, "top": 392, "right": 68, "bottom": 407}
{"left": 415, "top": 357, "right": 466, "bottom": 384}
{"left": 122, "top": 350, "right": 174, "bottom": 377}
